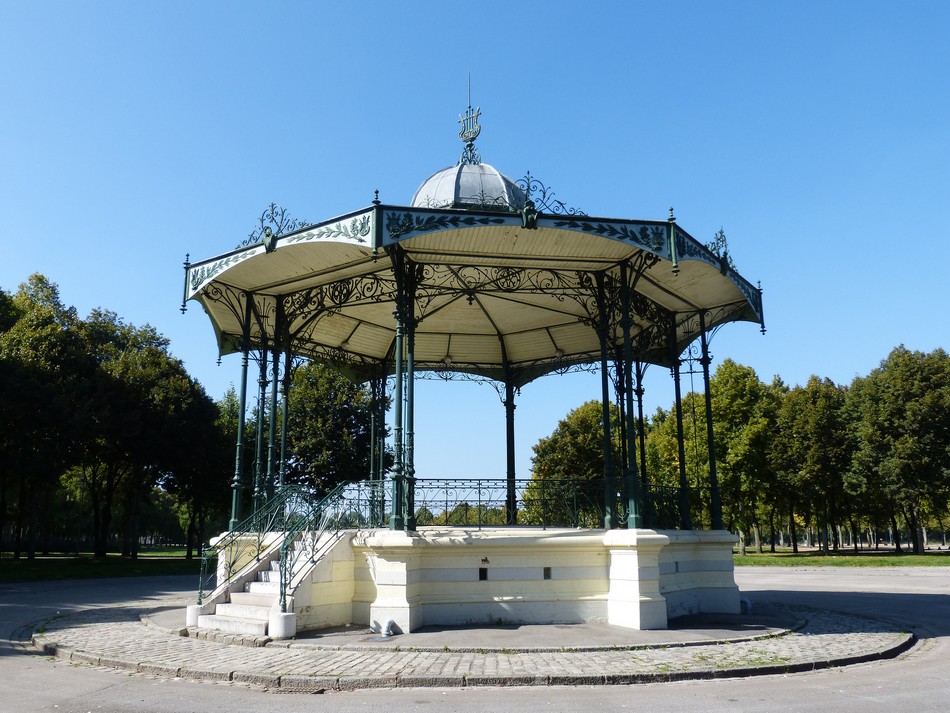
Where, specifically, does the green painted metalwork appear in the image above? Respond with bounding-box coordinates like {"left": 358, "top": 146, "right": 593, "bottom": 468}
{"left": 282, "top": 214, "right": 371, "bottom": 245}
{"left": 229, "top": 348, "right": 249, "bottom": 530}
{"left": 411, "top": 477, "right": 680, "bottom": 531}
{"left": 595, "top": 273, "right": 616, "bottom": 530}
{"left": 405, "top": 285, "right": 417, "bottom": 531}
{"left": 253, "top": 347, "right": 268, "bottom": 510}
{"left": 196, "top": 485, "right": 298, "bottom": 606}
{"left": 620, "top": 262, "right": 642, "bottom": 529}
{"left": 391, "top": 289, "right": 406, "bottom": 530}
{"left": 277, "top": 482, "right": 350, "bottom": 613}
{"left": 386, "top": 211, "right": 509, "bottom": 243}
{"left": 551, "top": 217, "right": 667, "bottom": 254}
{"left": 671, "top": 320, "right": 693, "bottom": 530}
{"left": 699, "top": 312, "right": 724, "bottom": 530}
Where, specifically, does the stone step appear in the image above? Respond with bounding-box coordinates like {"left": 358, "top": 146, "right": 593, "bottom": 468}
{"left": 215, "top": 602, "right": 273, "bottom": 620}
{"left": 246, "top": 580, "right": 280, "bottom": 594}
{"left": 229, "top": 591, "right": 278, "bottom": 608}
{"left": 257, "top": 569, "right": 279, "bottom": 583}
{"left": 197, "top": 614, "right": 268, "bottom": 636}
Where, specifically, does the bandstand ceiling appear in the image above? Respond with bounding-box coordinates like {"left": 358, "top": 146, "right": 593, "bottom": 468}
{"left": 184, "top": 202, "right": 764, "bottom": 388}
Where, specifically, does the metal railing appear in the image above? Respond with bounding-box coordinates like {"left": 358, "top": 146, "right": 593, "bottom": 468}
{"left": 197, "top": 486, "right": 302, "bottom": 605}
{"left": 277, "top": 480, "right": 381, "bottom": 612}
{"left": 199, "top": 476, "right": 685, "bottom": 606}
{"left": 413, "top": 477, "right": 682, "bottom": 530}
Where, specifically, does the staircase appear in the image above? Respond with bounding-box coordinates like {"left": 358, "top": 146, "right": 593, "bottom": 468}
{"left": 192, "top": 482, "right": 357, "bottom": 638}
{"left": 197, "top": 558, "right": 282, "bottom": 636}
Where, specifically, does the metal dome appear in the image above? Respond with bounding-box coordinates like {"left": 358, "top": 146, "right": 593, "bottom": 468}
{"left": 411, "top": 162, "right": 526, "bottom": 211}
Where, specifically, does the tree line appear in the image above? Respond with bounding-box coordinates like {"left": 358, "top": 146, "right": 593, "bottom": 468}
{"left": 531, "top": 348, "right": 950, "bottom": 554}
{"left": 0, "top": 275, "right": 378, "bottom": 560}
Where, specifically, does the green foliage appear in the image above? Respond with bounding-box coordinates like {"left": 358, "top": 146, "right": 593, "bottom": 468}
{"left": 533, "top": 348, "right": 949, "bottom": 553}
{"left": 709, "top": 360, "right": 780, "bottom": 542}
{"left": 523, "top": 400, "right": 621, "bottom": 527}
{"left": 0, "top": 275, "right": 231, "bottom": 560}
{"left": 846, "top": 346, "right": 950, "bottom": 553}
{"left": 284, "top": 361, "right": 381, "bottom": 493}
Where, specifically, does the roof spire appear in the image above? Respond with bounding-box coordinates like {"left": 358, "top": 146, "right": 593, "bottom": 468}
{"left": 458, "top": 74, "right": 481, "bottom": 165}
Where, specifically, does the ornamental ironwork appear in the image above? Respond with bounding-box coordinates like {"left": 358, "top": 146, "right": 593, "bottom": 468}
{"left": 189, "top": 250, "right": 259, "bottom": 292}
{"left": 706, "top": 228, "right": 736, "bottom": 272}
{"left": 553, "top": 217, "right": 667, "bottom": 253}
{"left": 517, "top": 172, "right": 585, "bottom": 216}
{"left": 417, "top": 192, "right": 519, "bottom": 213}
{"left": 284, "top": 214, "right": 371, "bottom": 245}
{"left": 458, "top": 104, "right": 481, "bottom": 165}
{"left": 386, "top": 211, "right": 508, "bottom": 241}
{"left": 238, "top": 203, "right": 309, "bottom": 249}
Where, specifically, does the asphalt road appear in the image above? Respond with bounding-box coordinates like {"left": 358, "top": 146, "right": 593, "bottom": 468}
{"left": 2, "top": 567, "right": 948, "bottom": 713}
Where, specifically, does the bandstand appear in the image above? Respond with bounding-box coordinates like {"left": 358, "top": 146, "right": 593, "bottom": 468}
{"left": 182, "top": 106, "right": 764, "bottom": 639}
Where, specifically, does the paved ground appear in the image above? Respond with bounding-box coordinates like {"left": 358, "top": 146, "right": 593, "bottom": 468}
{"left": 26, "top": 576, "right": 915, "bottom": 691}
{"left": 4, "top": 568, "right": 949, "bottom": 712}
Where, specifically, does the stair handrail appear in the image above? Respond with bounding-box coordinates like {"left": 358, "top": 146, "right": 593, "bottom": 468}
{"left": 277, "top": 481, "right": 354, "bottom": 613}
{"left": 196, "top": 484, "right": 321, "bottom": 605}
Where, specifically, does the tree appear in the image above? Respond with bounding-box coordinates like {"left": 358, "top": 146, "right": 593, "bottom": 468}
{"left": 846, "top": 346, "right": 950, "bottom": 554}
{"left": 710, "top": 360, "right": 778, "bottom": 553}
{"left": 0, "top": 275, "right": 89, "bottom": 559}
{"left": 284, "top": 361, "right": 379, "bottom": 493}
{"left": 643, "top": 394, "right": 712, "bottom": 529}
{"left": 771, "top": 376, "right": 852, "bottom": 553}
{"left": 523, "top": 400, "right": 621, "bottom": 527}
{"left": 161, "top": 381, "right": 232, "bottom": 558}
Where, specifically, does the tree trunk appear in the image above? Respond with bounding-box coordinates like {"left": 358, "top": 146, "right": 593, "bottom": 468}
{"left": 768, "top": 507, "right": 776, "bottom": 553}
{"left": 26, "top": 480, "right": 37, "bottom": 560}
{"left": 0, "top": 471, "right": 6, "bottom": 556}
{"left": 185, "top": 512, "right": 196, "bottom": 560}
{"left": 789, "top": 507, "right": 798, "bottom": 554}
{"left": 890, "top": 513, "right": 903, "bottom": 553}
{"left": 909, "top": 506, "right": 924, "bottom": 554}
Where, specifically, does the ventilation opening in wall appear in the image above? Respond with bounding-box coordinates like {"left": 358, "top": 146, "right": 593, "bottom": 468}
{"left": 543, "top": 566, "right": 552, "bottom": 580}
{"left": 478, "top": 567, "right": 488, "bottom": 581}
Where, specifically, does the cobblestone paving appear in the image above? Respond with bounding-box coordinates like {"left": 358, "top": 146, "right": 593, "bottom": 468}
{"left": 32, "top": 605, "right": 915, "bottom": 690}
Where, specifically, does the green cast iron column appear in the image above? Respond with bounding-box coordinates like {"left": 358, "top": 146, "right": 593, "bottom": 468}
{"left": 504, "top": 379, "right": 517, "bottom": 525}
{"left": 278, "top": 349, "right": 292, "bottom": 492}
{"left": 595, "top": 273, "right": 615, "bottom": 530}
{"left": 390, "top": 312, "right": 405, "bottom": 530}
{"left": 635, "top": 361, "right": 648, "bottom": 486}
{"left": 253, "top": 346, "right": 268, "bottom": 511}
{"left": 376, "top": 375, "right": 388, "bottom": 526}
{"left": 265, "top": 343, "right": 280, "bottom": 500}
{"left": 700, "top": 312, "right": 723, "bottom": 530}
{"left": 229, "top": 347, "right": 250, "bottom": 529}
{"left": 634, "top": 360, "right": 651, "bottom": 525}
{"left": 405, "top": 292, "right": 416, "bottom": 531}
{"left": 670, "top": 320, "right": 692, "bottom": 530}
{"left": 620, "top": 263, "right": 642, "bottom": 529}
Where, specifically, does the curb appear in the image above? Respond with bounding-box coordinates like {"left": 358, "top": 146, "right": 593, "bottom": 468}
{"left": 31, "top": 629, "right": 917, "bottom": 690}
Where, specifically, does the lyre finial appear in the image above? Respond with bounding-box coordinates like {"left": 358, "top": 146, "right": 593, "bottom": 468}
{"left": 458, "top": 74, "right": 481, "bottom": 165}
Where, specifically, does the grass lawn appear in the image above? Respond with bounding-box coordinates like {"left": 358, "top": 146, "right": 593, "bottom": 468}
{"left": 734, "top": 549, "right": 950, "bottom": 567}
{"left": 0, "top": 550, "right": 205, "bottom": 583}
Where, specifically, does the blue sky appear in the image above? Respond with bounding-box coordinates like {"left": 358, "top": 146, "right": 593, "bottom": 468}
{"left": 2, "top": 2, "right": 948, "bottom": 481}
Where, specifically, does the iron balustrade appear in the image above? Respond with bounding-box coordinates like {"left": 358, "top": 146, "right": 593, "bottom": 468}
{"left": 197, "top": 478, "right": 686, "bottom": 607}
{"left": 197, "top": 481, "right": 386, "bottom": 606}
{"left": 412, "top": 477, "right": 682, "bottom": 530}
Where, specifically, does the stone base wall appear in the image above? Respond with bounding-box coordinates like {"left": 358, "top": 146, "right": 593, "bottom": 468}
{"left": 658, "top": 530, "right": 741, "bottom": 618}
{"left": 293, "top": 527, "right": 738, "bottom": 633}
